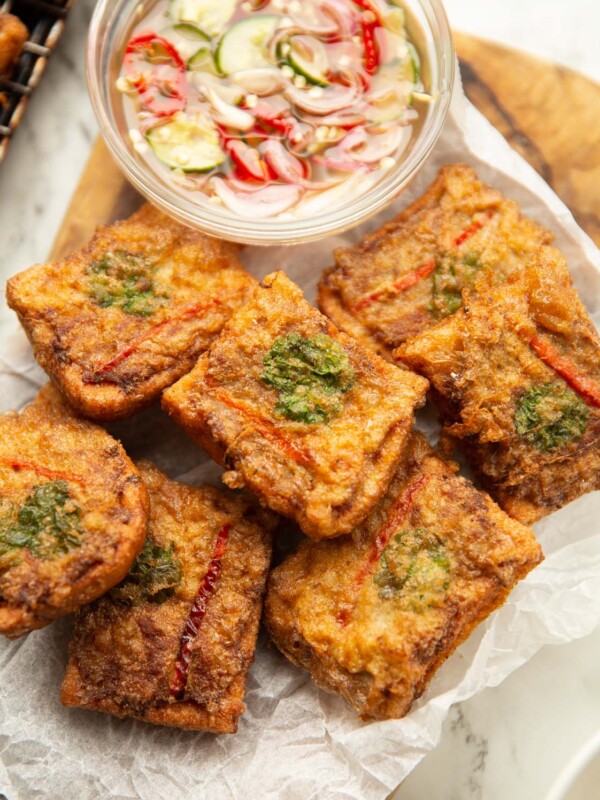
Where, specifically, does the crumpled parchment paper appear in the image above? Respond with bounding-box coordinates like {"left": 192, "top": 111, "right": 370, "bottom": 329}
{"left": 1, "top": 68, "right": 600, "bottom": 800}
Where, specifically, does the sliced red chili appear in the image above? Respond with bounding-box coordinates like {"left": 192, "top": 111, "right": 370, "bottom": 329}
{"left": 124, "top": 32, "right": 187, "bottom": 118}
{"left": 352, "top": 1, "right": 382, "bottom": 76}
{"left": 454, "top": 209, "right": 495, "bottom": 248}
{"left": 352, "top": 0, "right": 382, "bottom": 16}
{"left": 360, "top": 15, "right": 380, "bottom": 76}
{"left": 205, "top": 383, "right": 316, "bottom": 468}
{"left": 353, "top": 211, "right": 496, "bottom": 312}
{"left": 84, "top": 300, "right": 220, "bottom": 382}
{"left": 337, "top": 475, "right": 430, "bottom": 626}
{"left": 529, "top": 335, "right": 600, "bottom": 408}
{"left": 354, "top": 260, "right": 436, "bottom": 311}
{"left": 0, "top": 459, "right": 86, "bottom": 485}
{"left": 252, "top": 103, "right": 294, "bottom": 135}
{"left": 170, "top": 523, "right": 231, "bottom": 700}
{"left": 125, "top": 32, "right": 186, "bottom": 71}
{"left": 226, "top": 140, "right": 271, "bottom": 182}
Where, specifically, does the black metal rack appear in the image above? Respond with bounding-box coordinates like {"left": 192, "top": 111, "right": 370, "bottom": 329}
{"left": 0, "top": 0, "right": 75, "bottom": 163}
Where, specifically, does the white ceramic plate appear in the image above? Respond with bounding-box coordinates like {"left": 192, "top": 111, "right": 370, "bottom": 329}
{"left": 545, "top": 730, "right": 600, "bottom": 800}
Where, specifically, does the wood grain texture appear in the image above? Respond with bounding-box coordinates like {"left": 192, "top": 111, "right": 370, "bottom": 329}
{"left": 455, "top": 32, "right": 600, "bottom": 247}
{"left": 49, "top": 32, "right": 600, "bottom": 261}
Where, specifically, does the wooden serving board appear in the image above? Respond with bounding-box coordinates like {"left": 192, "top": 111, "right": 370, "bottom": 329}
{"left": 50, "top": 32, "right": 600, "bottom": 261}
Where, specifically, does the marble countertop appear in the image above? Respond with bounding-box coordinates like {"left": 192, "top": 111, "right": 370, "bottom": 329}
{"left": 1, "top": 1, "right": 599, "bottom": 798}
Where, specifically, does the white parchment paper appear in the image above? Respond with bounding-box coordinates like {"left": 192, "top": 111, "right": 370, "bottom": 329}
{"left": 1, "top": 70, "right": 600, "bottom": 800}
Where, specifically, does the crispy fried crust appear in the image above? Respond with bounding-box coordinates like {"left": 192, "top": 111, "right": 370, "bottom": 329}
{"left": 61, "top": 462, "right": 275, "bottom": 733}
{"left": 6, "top": 204, "right": 256, "bottom": 421}
{"left": 264, "top": 433, "right": 543, "bottom": 720}
{"left": 0, "top": 384, "right": 148, "bottom": 638}
{"left": 0, "top": 13, "right": 28, "bottom": 76}
{"left": 163, "top": 271, "right": 429, "bottom": 539}
{"left": 318, "top": 163, "right": 554, "bottom": 358}
{"left": 398, "top": 247, "right": 600, "bottom": 524}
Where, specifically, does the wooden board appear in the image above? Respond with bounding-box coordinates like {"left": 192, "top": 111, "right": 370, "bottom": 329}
{"left": 50, "top": 32, "right": 600, "bottom": 261}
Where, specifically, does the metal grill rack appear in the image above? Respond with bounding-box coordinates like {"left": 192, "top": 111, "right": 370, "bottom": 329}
{"left": 0, "top": 0, "right": 74, "bottom": 163}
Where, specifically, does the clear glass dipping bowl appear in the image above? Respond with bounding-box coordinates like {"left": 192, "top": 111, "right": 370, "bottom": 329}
{"left": 87, "top": 0, "right": 454, "bottom": 245}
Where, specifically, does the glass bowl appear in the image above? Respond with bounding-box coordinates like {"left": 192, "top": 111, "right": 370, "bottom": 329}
{"left": 87, "top": 0, "right": 454, "bottom": 246}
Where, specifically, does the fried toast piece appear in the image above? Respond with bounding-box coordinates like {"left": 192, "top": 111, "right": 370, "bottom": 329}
{"left": 318, "top": 163, "right": 554, "bottom": 358}
{"left": 0, "top": 384, "right": 148, "bottom": 638}
{"left": 0, "top": 13, "right": 28, "bottom": 77}
{"left": 264, "top": 432, "right": 542, "bottom": 720}
{"left": 61, "top": 461, "right": 274, "bottom": 733}
{"left": 398, "top": 246, "right": 600, "bottom": 524}
{"left": 7, "top": 204, "right": 256, "bottom": 421}
{"left": 163, "top": 271, "right": 429, "bottom": 539}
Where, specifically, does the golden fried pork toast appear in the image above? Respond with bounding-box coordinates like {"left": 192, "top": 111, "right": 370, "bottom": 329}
{"left": 0, "top": 384, "right": 148, "bottom": 638}
{"left": 318, "top": 163, "right": 553, "bottom": 357}
{"left": 398, "top": 247, "right": 600, "bottom": 524}
{"left": 61, "top": 461, "right": 274, "bottom": 733}
{"left": 163, "top": 271, "right": 429, "bottom": 540}
{"left": 0, "top": 13, "right": 28, "bottom": 77}
{"left": 7, "top": 204, "right": 256, "bottom": 421}
{"left": 264, "top": 433, "right": 542, "bottom": 721}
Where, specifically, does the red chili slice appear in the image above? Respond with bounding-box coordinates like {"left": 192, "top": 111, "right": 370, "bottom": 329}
{"left": 263, "top": 140, "right": 310, "bottom": 184}
{"left": 124, "top": 32, "right": 187, "bottom": 118}
{"left": 125, "top": 32, "right": 186, "bottom": 71}
{"left": 454, "top": 209, "right": 495, "bottom": 248}
{"left": 252, "top": 103, "right": 295, "bottom": 135}
{"left": 353, "top": 211, "right": 497, "bottom": 312}
{"left": 0, "top": 459, "right": 86, "bottom": 486}
{"left": 226, "top": 140, "right": 272, "bottom": 182}
{"left": 337, "top": 474, "right": 430, "bottom": 626}
{"left": 84, "top": 300, "right": 220, "bottom": 382}
{"left": 360, "top": 15, "right": 380, "bottom": 75}
{"left": 170, "top": 523, "right": 231, "bottom": 700}
{"left": 354, "top": 260, "right": 436, "bottom": 312}
{"left": 529, "top": 335, "right": 600, "bottom": 408}
{"left": 204, "top": 382, "right": 316, "bottom": 468}
{"left": 352, "top": 0, "right": 382, "bottom": 76}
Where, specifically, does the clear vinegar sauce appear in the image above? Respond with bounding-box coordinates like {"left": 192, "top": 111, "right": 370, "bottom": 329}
{"left": 118, "top": 0, "right": 431, "bottom": 219}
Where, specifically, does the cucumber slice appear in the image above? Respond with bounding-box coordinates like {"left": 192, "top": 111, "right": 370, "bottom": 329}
{"left": 173, "top": 22, "right": 211, "bottom": 40}
{"left": 147, "top": 114, "right": 226, "bottom": 172}
{"left": 383, "top": 7, "right": 406, "bottom": 35}
{"left": 366, "top": 67, "right": 411, "bottom": 123}
{"left": 367, "top": 96, "right": 405, "bottom": 124}
{"left": 215, "top": 15, "right": 279, "bottom": 75}
{"left": 169, "top": 0, "right": 236, "bottom": 37}
{"left": 192, "top": 71, "right": 244, "bottom": 105}
{"left": 285, "top": 35, "right": 329, "bottom": 87}
{"left": 159, "top": 24, "right": 211, "bottom": 61}
{"left": 406, "top": 42, "right": 421, "bottom": 83}
{"left": 187, "top": 44, "right": 214, "bottom": 71}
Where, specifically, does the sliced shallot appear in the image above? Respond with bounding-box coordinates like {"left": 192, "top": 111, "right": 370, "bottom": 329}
{"left": 230, "top": 68, "right": 288, "bottom": 97}
{"left": 263, "top": 140, "right": 341, "bottom": 189}
{"left": 320, "top": 0, "right": 359, "bottom": 37}
{"left": 289, "top": 11, "right": 338, "bottom": 38}
{"left": 339, "top": 124, "right": 406, "bottom": 163}
{"left": 292, "top": 167, "right": 369, "bottom": 217}
{"left": 285, "top": 83, "right": 359, "bottom": 115}
{"left": 267, "top": 25, "right": 304, "bottom": 62}
{"left": 312, "top": 155, "right": 369, "bottom": 172}
{"left": 204, "top": 87, "right": 255, "bottom": 131}
{"left": 302, "top": 110, "right": 367, "bottom": 128}
{"left": 211, "top": 178, "right": 301, "bottom": 218}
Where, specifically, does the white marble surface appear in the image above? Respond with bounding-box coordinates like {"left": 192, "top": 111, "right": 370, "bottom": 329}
{"left": 0, "top": 2, "right": 599, "bottom": 799}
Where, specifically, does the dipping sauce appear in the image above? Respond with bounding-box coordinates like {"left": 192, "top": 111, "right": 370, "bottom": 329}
{"left": 118, "top": 0, "right": 429, "bottom": 219}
